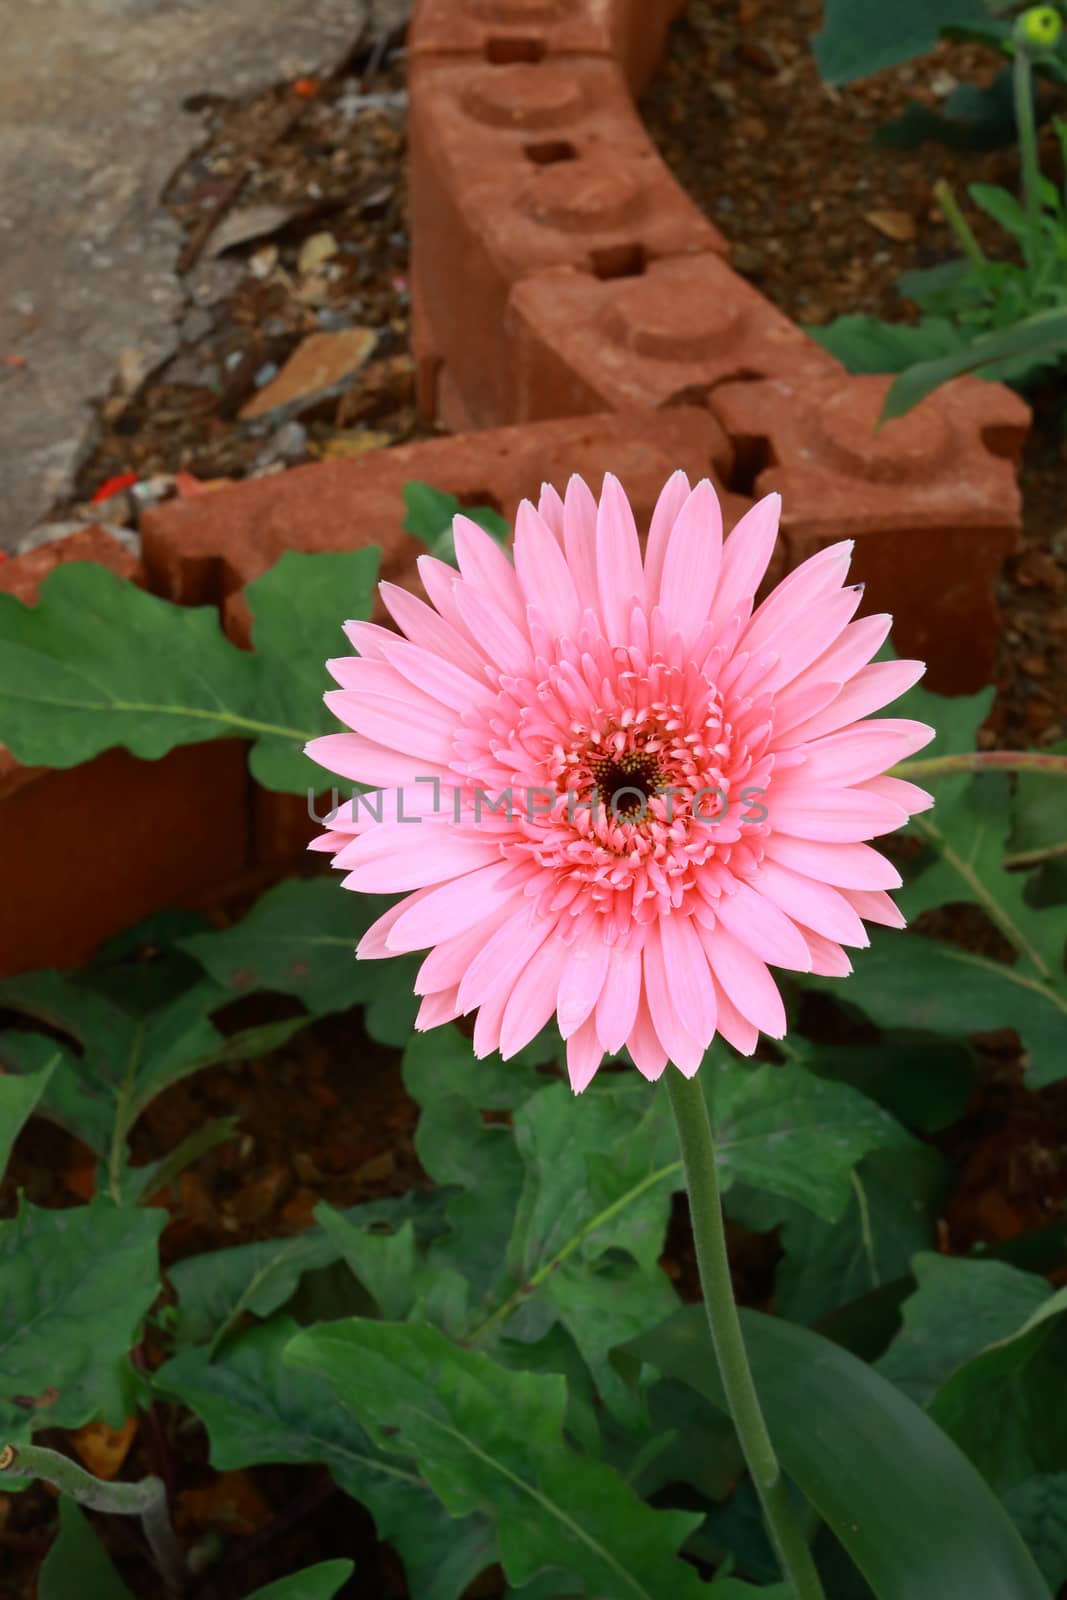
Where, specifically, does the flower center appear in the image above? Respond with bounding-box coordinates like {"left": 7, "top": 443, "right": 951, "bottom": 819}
{"left": 589, "top": 750, "right": 665, "bottom": 819}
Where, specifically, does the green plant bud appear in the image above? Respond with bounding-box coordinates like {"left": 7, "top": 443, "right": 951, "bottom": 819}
{"left": 1015, "top": 5, "right": 1064, "bottom": 50}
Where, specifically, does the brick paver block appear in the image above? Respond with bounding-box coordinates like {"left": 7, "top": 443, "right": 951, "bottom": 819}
{"left": 409, "top": 55, "right": 726, "bottom": 428}
{"left": 142, "top": 405, "right": 739, "bottom": 636}
{"left": 710, "top": 371, "right": 1031, "bottom": 693}
{"left": 0, "top": 527, "right": 249, "bottom": 975}
{"left": 505, "top": 254, "right": 840, "bottom": 425}
{"left": 409, "top": 0, "right": 686, "bottom": 96}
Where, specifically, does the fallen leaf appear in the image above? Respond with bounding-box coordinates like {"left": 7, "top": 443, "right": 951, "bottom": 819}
{"left": 179, "top": 1470, "right": 273, "bottom": 1535}
{"left": 313, "top": 429, "right": 394, "bottom": 459}
{"left": 204, "top": 203, "right": 308, "bottom": 260}
{"left": 71, "top": 1418, "right": 139, "bottom": 1480}
{"left": 864, "top": 208, "right": 918, "bottom": 242}
{"left": 297, "top": 231, "right": 339, "bottom": 277}
{"left": 239, "top": 327, "right": 377, "bottom": 421}
{"left": 293, "top": 77, "right": 320, "bottom": 98}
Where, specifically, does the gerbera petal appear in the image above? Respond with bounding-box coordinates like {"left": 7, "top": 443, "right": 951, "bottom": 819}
{"left": 714, "top": 881, "right": 813, "bottom": 972}
{"left": 752, "top": 859, "right": 870, "bottom": 946}
{"left": 338, "top": 829, "right": 503, "bottom": 893}
{"left": 643, "top": 926, "right": 706, "bottom": 1072}
{"left": 699, "top": 924, "right": 786, "bottom": 1038}
{"left": 624, "top": 991, "right": 669, "bottom": 1082}
{"left": 595, "top": 942, "right": 642, "bottom": 1053}
{"left": 780, "top": 659, "right": 926, "bottom": 745}
{"left": 557, "top": 932, "right": 612, "bottom": 1040}
{"left": 707, "top": 492, "right": 781, "bottom": 642}
{"left": 563, "top": 474, "right": 599, "bottom": 610}
{"left": 596, "top": 472, "right": 645, "bottom": 639}
{"left": 452, "top": 514, "right": 526, "bottom": 628}
{"left": 537, "top": 481, "right": 566, "bottom": 542}
{"left": 796, "top": 719, "right": 935, "bottom": 786}
{"left": 643, "top": 469, "right": 691, "bottom": 604}
{"left": 380, "top": 636, "right": 491, "bottom": 713}
{"left": 843, "top": 888, "right": 908, "bottom": 929}
{"left": 657, "top": 479, "right": 722, "bottom": 645}
{"left": 567, "top": 1013, "right": 605, "bottom": 1093}
{"left": 767, "top": 785, "right": 910, "bottom": 841}
{"left": 513, "top": 500, "right": 581, "bottom": 635}
{"left": 305, "top": 731, "right": 434, "bottom": 788}
{"left": 498, "top": 932, "right": 571, "bottom": 1059}
{"left": 386, "top": 860, "right": 521, "bottom": 952}
{"left": 379, "top": 580, "right": 486, "bottom": 676}
{"left": 763, "top": 835, "right": 902, "bottom": 890}
{"left": 659, "top": 911, "right": 717, "bottom": 1045}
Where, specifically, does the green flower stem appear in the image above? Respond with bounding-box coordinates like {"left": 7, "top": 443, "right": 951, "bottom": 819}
{"left": 665, "top": 1072, "right": 826, "bottom": 1600}
{"left": 896, "top": 750, "right": 1067, "bottom": 780}
{"left": 932, "top": 178, "right": 988, "bottom": 270}
{"left": 1012, "top": 44, "right": 1042, "bottom": 271}
{"left": 0, "top": 1441, "right": 184, "bottom": 1593}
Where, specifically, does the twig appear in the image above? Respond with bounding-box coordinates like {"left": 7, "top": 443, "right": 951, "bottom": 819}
{"left": 0, "top": 1442, "right": 185, "bottom": 1594}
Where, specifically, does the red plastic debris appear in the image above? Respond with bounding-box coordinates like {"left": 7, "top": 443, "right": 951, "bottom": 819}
{"left": 292, "top": 77, "right": 319, "bottom": 98}
{"left": 91, "top": 470, "right": 139, "bottom": 504}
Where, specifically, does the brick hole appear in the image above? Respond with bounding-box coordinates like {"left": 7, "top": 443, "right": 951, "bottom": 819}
{"left": 484, "top": 36, "right": 546, "bottom": 63}
{"left": 458, "top": 488, "right": 505, "bottom": 515}
{"left": 590, "top": 243, "right": 646, "bottom": 280}
{"left": 980, "top": 421, "right": 1027, "bottom": 464}
{"left": 523, "top": 139, "right": 578, "bottom": 164}
{"left": 724, "top": 434, "right": 775, "bottom": 498}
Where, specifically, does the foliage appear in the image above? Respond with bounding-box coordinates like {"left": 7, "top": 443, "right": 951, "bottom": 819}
{"left": 0, "top": 548, "right": 378, "bottom": 793}
{"left": 1, "top": 552, "right": 1067, "bottom": 1593}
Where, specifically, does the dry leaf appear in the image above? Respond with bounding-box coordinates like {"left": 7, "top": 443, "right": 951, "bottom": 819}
{"left": 864, "top": 208, "right": 917, "bottom": 243}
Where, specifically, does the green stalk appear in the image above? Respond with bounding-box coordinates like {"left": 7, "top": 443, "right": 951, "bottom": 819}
{"left": 932, "top": 178, "right": 988, "bottom": 271}
{"left": 1013, "top": 43, "right": 1042, "bottom": 273}
{"left": 895, "top": 750, "right": 1067, "bottom": 781}
{"left": 665, "top": 1072, "right": 826, "bottom": 1600}
{"left": 0, "top": 1442, "right": 184, "bottom": 1593}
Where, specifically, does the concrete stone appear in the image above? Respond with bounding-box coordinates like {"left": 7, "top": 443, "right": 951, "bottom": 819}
{"left": 0, "top": 0, "right": 381, "bottom": 550}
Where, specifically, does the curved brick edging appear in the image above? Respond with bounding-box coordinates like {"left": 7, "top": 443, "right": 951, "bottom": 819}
{"left": 406, "top": 0, "right": 1031, "bottom": 695}
{"left": 0, "top": 1, "right": 1034, "bottom": 974}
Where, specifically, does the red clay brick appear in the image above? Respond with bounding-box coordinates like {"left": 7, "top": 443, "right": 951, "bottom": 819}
{"left": 709, "top": 371, "right": 1031, "bottom": 693}
{"left": 0, "top": 525, "right": 142, "bottom": 602}
{"left": 409, "top": 0, "right": 686, "bottom": 95}
{"left": 0, "top": 528, "right": 250, "bottom": 975}
{"left": 142, "top": 406, "right": 736, "bottom": 634}
{"left": 505, "top": 254, "right": 840, "bottom": 424}
{"left": 409, "top": 55, "right": 725, "bottom": 428}
{"left": 0, "top": 742, "right": 249, "bottom": 976}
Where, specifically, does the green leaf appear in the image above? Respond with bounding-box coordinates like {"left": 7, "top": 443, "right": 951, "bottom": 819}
{"left": 315, "top": 1206, "right": 424, "bottom": 1322}
{"left": 0, "top": 563, "right": 259, "bottom": 768}
{"left": 874, "top": 70, "right": 1019, "bottom": 152}
{"left": 178, "top": 877, "right": 419, "bottom": 1043}
{"left": 729, "top": 1141, "right": 950, "bottom": 1326}
{"left": 159, "top": 1317, "right": 491, "bottom": 1600}
{"left": 0, "top": 968, "right": 308, "bottom": 1199}
{"left": 1002, "top": 1476, "right": 1067, "bottom": 1592}
{"left": 882, "top": 307, "right": 1067, "bottom": 419}
{"left": 0, "top": 1199, "right": 163, "bottom": 1440}
{"left": 813, "top": 0, "right": 992, "bottom": 85}
{"left": 38, "top": 1499, "right": 134, "bottom": 1600}
{"left": 929, "top": 1285, "right": 1067, "bottom": 1491}
{"left": 402, "top": 1027, "right": 541, "bottom": 1302}
{"left": 875, "top": 1252, "right": 1051, "bottom": 1405}
{"left": 286, "top": 1318, "right": 721, "bottom": 1600}
{"left": 0, "top": 1052, "right": 58, "bottom": 1180}
{"left": 631, "top": 1305, "right": 1052, "bottom": 1600}
{"left": 900, "top": 776, "right": 1067, "bottom": 988}
{"left": 1012, "top": 739, "right": 1067, "bottom": 865}
{"left": 712, "top": 1059, "right": 903, "bottom": 1222}
{"left": 803, "top": 315, "right": 968, "bottom": 375}
{"left": 169, "top": 1191, "right": 435, "bottom": 1350}
{"left": 786, "top": 1031, "right": 975, "bottom": 1133}
{"left": 0, "top": 549, "right": 379, "bottom": 795}
{"left": 968, "top": 182, "right": 1031, "bottom": 244}
{"left": 245, "top": 548, "right": 379, "bottom": 793}
{"left": 245, "top": 1564, "right": 354, "bottom": 1600}
{"left": 807, "top": 928, "right": 1067, "bottom": 1089}
{"left": 402, "top": 482, "right": 511, "bottom": 565}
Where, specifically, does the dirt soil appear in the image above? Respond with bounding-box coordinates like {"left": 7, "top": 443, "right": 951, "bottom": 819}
{"left": 5, "top": 5, "right": 1067, "bottom": 1596}
{"left": 642, "top": 0, "right": 1067, "bottom": 754}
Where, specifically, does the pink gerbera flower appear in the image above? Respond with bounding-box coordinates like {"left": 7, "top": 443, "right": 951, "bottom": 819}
{"left": 308, "top": 474, "right": 933, "bottom": 1091}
